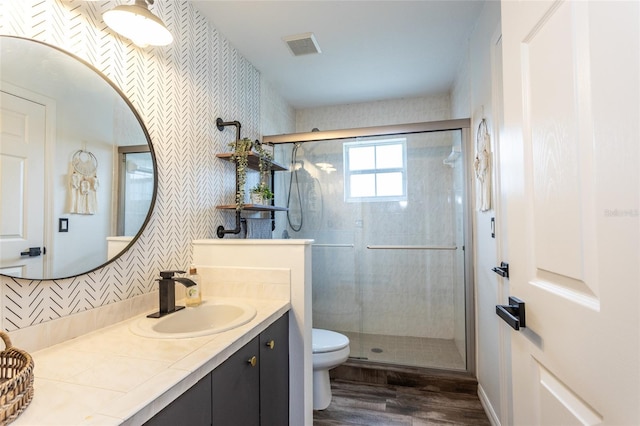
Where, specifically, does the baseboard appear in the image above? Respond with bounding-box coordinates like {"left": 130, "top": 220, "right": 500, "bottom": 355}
{"left": 478, "top": 383, "right": 501, "bottom": 426}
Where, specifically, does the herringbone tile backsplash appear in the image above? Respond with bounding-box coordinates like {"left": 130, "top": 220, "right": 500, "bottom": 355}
{"left": 0, "top": 0, "right": 273, "bottom": 331}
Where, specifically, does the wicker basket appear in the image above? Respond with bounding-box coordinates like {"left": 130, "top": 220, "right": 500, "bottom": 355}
{"left": 0, "top": 332, "right": 33, "bottom": 425}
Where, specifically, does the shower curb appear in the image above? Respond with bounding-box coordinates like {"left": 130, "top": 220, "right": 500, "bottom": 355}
{"left": 331, "top": 360, "right": 478, "bottom": 393}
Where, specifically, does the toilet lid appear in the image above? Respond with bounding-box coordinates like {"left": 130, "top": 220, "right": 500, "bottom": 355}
{"left": 312, "top": 328, "right": 349, "bottom": 353}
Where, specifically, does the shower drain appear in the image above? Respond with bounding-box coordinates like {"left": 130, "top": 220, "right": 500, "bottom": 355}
{"left": 371, "top": 347, "right": 383, "bottom": 353}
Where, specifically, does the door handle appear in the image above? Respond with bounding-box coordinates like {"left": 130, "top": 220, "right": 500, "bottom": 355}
{"left": 496, "top": 296, "right": 526, "bottom": 330}
{"left": 20, "top": 247, "right": 42, "bottom": 257}
{"left": 492, "top": 262, "right": 509, "bottom": 278}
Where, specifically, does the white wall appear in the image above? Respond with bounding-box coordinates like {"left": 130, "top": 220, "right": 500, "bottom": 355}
{"left": 261, "top": 78, "right": 296, "bottom": 137}
{"left": 450, "top": 1, "right": 508, "bottom": 425}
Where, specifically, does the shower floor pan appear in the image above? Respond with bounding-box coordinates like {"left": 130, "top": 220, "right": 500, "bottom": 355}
{"left": 340, "top": 331, "right": 465, "bottom": 371}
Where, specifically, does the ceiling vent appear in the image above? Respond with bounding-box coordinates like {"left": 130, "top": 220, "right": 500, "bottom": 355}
{"left": 282, "top": 32, "right": 321, "bottom": 56}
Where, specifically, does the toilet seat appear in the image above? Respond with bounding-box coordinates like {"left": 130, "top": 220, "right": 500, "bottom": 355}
{"left": 312, "top": 328, "right": 349, "bottom": 353}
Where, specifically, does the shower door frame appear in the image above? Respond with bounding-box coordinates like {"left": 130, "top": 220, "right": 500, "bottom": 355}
{"left": 265, "top": 118, "right": 476, "bottom": 374}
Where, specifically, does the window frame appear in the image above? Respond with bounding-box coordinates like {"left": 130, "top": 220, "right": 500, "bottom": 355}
{"left": 343, "top": 138, "right": 407, "bottom": 203}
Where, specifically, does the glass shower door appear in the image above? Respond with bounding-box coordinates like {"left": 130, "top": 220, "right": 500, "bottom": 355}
{"left": 275, "top": 129, "right": 467, "bottom": 371}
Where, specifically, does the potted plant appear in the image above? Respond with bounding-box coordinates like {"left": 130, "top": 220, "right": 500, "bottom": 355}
{"left": 229, "top": 138, "right": 274, "bottom": 210}
{"left": 253, "top": 141, "right": 273, "bottom": 183}
{"left": 229, "top": 138, "right": 253, "bottom": 210}
{"left": 250, "top": 182, "right": 274, "bottom": 205}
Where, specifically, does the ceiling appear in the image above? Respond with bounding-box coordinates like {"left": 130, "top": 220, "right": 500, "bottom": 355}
{"left": 190, "top": 1, "right": 485, "bottom": 109}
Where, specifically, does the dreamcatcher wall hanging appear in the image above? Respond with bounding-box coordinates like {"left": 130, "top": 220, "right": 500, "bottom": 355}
{"left": 474, "top": 118, "right": 492, "bottom": 212}
{"left": 68, "top": 149, "right": 99, "bottom": 214}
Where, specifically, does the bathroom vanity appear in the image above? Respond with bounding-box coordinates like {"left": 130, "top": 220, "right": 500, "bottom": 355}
{"left": 145, "top": 313, "right": 288, "bottom": 425}
{"left": 10, "top": 298, "right": 290, "bottom": 425}
{"left": 4, "top": 239, "right": 312, "bottom": 425}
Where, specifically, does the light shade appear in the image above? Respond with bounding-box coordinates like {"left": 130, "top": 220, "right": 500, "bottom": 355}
{"left": 103, "top": 0, "right": 173, "bottom": 47}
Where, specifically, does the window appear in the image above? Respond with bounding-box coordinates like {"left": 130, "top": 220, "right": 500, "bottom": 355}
{"left": 344, "top": 138, "right": 407, "bottom": 202}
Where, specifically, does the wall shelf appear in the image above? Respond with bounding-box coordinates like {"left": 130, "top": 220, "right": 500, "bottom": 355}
{"left": 216, "top": 204, "right": 288, "bottom": 212}
{"left": 214, "top": 119, "right": 287, "bottom": 238}
{"left": 216, "top": 152, "right": 287, "bottom": 172}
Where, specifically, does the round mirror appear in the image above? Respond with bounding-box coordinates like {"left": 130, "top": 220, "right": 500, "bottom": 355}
{"left": 0, "top": 36, "right": 157, "bottom": 280}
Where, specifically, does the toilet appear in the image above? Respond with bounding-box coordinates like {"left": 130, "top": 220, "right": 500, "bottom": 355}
{"left": 312, "top": 328, "right": 350, "bottom": 410}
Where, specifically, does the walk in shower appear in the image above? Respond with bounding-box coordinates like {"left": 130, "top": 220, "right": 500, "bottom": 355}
{"left": 267, "top": 120, "right": 473, "bottom": 372}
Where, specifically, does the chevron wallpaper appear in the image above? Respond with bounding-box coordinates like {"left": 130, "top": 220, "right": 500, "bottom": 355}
{"left": 0, "top": 0, "right": 279, "bottom": 331}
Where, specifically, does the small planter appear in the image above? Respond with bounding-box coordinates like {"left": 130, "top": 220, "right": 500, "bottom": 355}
{"left": 250, "top": 193, "right": 264, "bottom": 205}
{"left": 250, "top": 182, "right": 274, "bottom": 206}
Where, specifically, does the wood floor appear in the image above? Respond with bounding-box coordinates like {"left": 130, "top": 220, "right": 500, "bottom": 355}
{"left": 313, "top": 363, "right": 490, "bottom": 425}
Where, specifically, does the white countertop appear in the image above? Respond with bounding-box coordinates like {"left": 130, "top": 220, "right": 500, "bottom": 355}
{"left": 13, "top": 297, "right": 290, "bottom": 426}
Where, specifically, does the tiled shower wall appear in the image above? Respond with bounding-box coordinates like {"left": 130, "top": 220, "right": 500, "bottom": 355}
{"left": 295, "top": 94, "right": 452, "bottom": 132}
{"left": 279, "top": 95, "right": 467, "bottom": 340}
{"left": 0, "top": 0, "right": 293, "bottom": 331}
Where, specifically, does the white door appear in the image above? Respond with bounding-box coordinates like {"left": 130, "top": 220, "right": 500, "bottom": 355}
{"left": 0, "top": 90, "right": 46, "bottom": 278}
{"left": 500, "top": 1, "right": 639, "bottom": 424}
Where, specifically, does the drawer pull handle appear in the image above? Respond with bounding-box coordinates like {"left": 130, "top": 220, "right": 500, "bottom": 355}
{"left": 248, "top": 355, "right": 257, "bottom": 367}
{"left": 266, "top": 340, "right": 275, "bottom": 350}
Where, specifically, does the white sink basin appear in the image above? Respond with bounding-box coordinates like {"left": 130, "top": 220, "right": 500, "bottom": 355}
{"left": 130, "top": 300, "right": 257, "bottom": 339}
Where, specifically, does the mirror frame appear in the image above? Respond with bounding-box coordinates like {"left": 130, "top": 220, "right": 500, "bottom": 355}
{"left": 0, "top": 36, "right": 158, "bottom": 280}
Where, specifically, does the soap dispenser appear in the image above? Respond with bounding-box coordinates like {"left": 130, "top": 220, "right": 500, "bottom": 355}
{"left": 185, "top": 266, "right": 201, "bottom": 307}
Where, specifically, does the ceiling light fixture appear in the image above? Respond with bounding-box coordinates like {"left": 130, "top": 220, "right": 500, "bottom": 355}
{"left": 103, "top": 0, "right": 173, "bottom": 48}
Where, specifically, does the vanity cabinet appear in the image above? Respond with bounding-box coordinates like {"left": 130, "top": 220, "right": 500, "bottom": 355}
{"left": 144, "top": 313, "right": 289, "bottom": 426}
{"left": 259, "top": 313, "right": 289, "bottom": 426}
{"left": 143, "top": 374, "right": 212, "bottom": 425}
{"left": 212, "top": 312, "right": 289, "bottom": 425}
{"left": 211, "top": 335, "right": 260, "bottom": 425}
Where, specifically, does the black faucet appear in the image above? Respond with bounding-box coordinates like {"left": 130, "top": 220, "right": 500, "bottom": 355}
{"left": 147, "top": 270, "right": 197, "bottom": 318}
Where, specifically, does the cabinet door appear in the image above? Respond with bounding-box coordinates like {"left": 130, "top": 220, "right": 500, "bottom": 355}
{"left": 260, "top": 313, "right": 289, "bottom": 426}
{"left": 212, "top": 336, "right": 260, "bottom": 426}
{"left": 144, "top": 373, "right": 212, "bottom": 426}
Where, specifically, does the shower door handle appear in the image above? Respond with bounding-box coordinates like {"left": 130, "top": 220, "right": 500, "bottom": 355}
{"left": 496, "top": 296, "right": 526, "bottom": 330}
